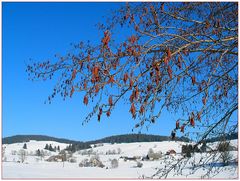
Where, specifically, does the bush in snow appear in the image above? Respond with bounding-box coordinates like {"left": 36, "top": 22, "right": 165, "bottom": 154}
{"left": 147, "top": 148, "right": 162, "bottom": 160}
{"left": 35, "top": 157, "right": 40, "bottom": 162}
{"left": 3, "top": 156, "right": 7, "bottom": 162}
{"left": 106, "top": 149, "right": 117, "bottom": 155}
{"left": 136, "top": 161, "right": 143, "bottom": 168}
{"left": 90, "top": 155, "right": 104, "bottom": 167}
{"left": 182, "top": 145, "right": 192, "bottom": 157}
{"left": 80, "top": 149, "right": 95, "bottom": 155}
{"left": 2, "top": 146, "right": 6, "bottom": 161}
{"left": 218, "top": 141, "right": 232, "bottom": 166}
{"left": 69, "top": 157, "right": 77, "bottom": 163}
{"left": 220, "top": 150, "right": 232, "bottom": 166}
{"left": 148, "top": 148, "right": 154, "bottom": 155}
{"left": 200, "top": 142, "right": 207, "bottom": 152}
{"left": 89, "top": 155, "right": 101, "bottom": 166}
{"left": 117, "top": 148, "right": 122, "bottom": 154}
{"left": 79, "top": 156, "right": 104, "bottom": 168}
{"left": 28, "top": 151, "right": 34, "bottom": 156}
{"left": 18, "top": 149, "right": 27, "bottom": 163}
{"left": 79, "top": 159, "right": 90, "bottom": 167}
{"left": 88, "top": 149, "right": 94, "bottom": 156}
{"left": 218, "top": 141, "right": 230, "bottom": 152}
{"left": 111, "top": 159, "right": 119, "bottom": 168}
{"left": 11, "top": 150, "right": 17, "bottom": 155}
{"left": 150, "top": 152, "right": 162, "bottom": 160}
{"left": 61, "top": 151, "right": 67, "bottom": 162}
{"left": 40, "top": 150, "right": 46, "bottom": 160}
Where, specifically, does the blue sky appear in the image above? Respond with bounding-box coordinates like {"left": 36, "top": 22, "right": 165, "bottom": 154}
{"left": 3, "top": 2, "right": 178, "bottom": 141}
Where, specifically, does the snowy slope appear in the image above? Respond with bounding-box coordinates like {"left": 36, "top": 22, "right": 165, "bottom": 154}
{"left": 2, "top": 139, "right": 238, "bottom": 179}
{"left": 4, "top": 140, "right": 68, "bottom": 155}
{"left": 89, "top": 141, "right": 187, "bottom": 156}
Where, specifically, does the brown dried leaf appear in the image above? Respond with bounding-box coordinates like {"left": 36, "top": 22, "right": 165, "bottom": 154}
{"left": 135, "top": 86, "right": 139, "bottom": 99}
{"left": 128, "top": 35, "right": 137, "bottom": 44}
{"left": 177, "top": 56, "right": 182, "bottom": 69}
{"left": 190, "top": 116, "right": 195, "bottom": 127}
{"left": 130, "top": 103, "right": 136, "bottom": 118}
{"left": 176, "top": 120, "right": 180, "bottom": 129}
{"left": 83, "top": 95, "right": 88, "bottom": 105}
{"left": 139, "top": 105, "right": 145, "bottom": 115}
{"left": 197, "top": 112, "right": 201, "bottom": 121}
{"left": 87, "top": 54, "right": 90, "bottom": 62}
{"left": 83, "top": 81, "right": 87, "bottom": 89}
{"left": 99, "top": 108, "right": 102, "bottom": 115}
{"left": 167, "top": 48, "right": 172, "bottom": 60}
{"left": 108, "top": 96, "right": 113, "bottom": 106}
{"left": 123, "top": 73, "right": 129, "bottom": 83}
{"left": 71, "top": 69, "right": 77, "bottom": 80}
{"left": 205, "top": 20, "right": 210, "bottom": 29}
{"left": 161, "top": 3, "right": 164, "bottom": 11}
{"left": 180, "top": 125, "right": 185, "bottom": 133}
{"left": 92, "top": 66, "right": 99, "bottom": 77}
{"left": 95, "top": 84, "right": 99, "bottom": 93}
{"left": 97, "top": 114, "right": 101, "bottom": 122}
{"left": 202, "top": 97, "right": 207, "bottom": 105}
{"left": 167, "top": 65, "right": 173, "bottom": 79}
{"left": 129, "top": 79, "right": 134, "bottom": 89}
{"left": 106, "top": 110, "right": 111, "bottom": 117}
{"left": 107, "top": 75, "right": 115, "bottom": 84}
{"left": 164, "top": 57, "right": 168, "bottom": 65}
{"left": 129, "top": 94, "right": 134, "bottom": 103}
{"left": 135, "top": 123, "right": 140, "bottom": 128}
{"left": 70, "top": 86, "right": 75, "bottom": 98}
{"left": 191, "top": 76, "right": 196, "bottom": 85}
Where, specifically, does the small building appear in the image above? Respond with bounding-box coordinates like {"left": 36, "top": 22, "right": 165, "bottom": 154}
{"left": 166, "top": 149, "right": 176, "bottom": 155}
{"left": 119, "top": 156, "right": 138, "bottom": 161}
{"left": 46, "top": 155, "right": 63, "bottom": 162}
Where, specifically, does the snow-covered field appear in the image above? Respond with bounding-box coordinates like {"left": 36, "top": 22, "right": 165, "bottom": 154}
{"left": 2, "top": 140, "right": 238, "bottom": 179}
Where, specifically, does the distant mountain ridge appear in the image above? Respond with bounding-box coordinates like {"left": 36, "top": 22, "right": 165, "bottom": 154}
{"left": 206, "top": 132, "right": 238, "bottom": 143}
{"left": 2, "top": 133, "right": 188, "bottom": 145}
{"left": 3, "top": 132, "right": 237, "bottom": 146}
{"left": 88, "top": 134, "right": 189, "bottom": 144}
{"left": 2, "top": 135, "right": 83, "bottom": 144}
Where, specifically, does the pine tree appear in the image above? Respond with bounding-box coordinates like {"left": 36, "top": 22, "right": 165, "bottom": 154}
{"left": 66, "top": 144, "right": 72, "bottom": 151}
{"left": 36, "top": 149, "right": 41, "bottom": 156}
{"left": 23, "top": 143, "right": 27, "bottom": 149}
{"left": 71, "top": 144, "right": 76, "bottom": 153}
{"left": 49, "top": 144, "right": 54, "bottom": 151}
{"left": 44, "top": 144, "right": 49, "bottom": 150}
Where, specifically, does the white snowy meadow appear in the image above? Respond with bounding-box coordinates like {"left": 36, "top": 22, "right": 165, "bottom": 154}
{"left": 2, "top": 139, "right": 238, "bottom": 179}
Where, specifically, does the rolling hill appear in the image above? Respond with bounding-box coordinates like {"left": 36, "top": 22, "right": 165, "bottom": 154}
{"left": 2, "top": 133, "right": 189, "bottom": 145}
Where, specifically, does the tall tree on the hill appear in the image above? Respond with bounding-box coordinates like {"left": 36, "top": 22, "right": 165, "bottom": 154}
{"left": 36, "top": 149, "right": 41, "bottom": 157}
{"left": 49, "top": 144, "right": 54, "bottom": 152}
{"left": 44, "top": 144, "right": 49, "bottom": 150}
{"left": 23, "top": 143, "right": 27, "bottom": 149}
{"left": 27, "top": 2, "right": 237, "bottom": 178}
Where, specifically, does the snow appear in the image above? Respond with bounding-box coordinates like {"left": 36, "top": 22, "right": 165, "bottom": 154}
{"left": 4, "top": 140, "right": 68, "bottom": 155}
{"left": 90, "top": 141, "right": 185, "bottom": 156}
{"left": 2, "top": 139, "right": 238, "bottom": 179}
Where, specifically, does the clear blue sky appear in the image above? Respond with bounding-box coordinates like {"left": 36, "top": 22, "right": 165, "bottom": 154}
{"left": 3, "top": 2, "right": 178, "bottom": 141}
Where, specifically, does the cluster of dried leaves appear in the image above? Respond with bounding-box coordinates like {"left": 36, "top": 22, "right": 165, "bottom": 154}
{"left": 26, "top": 2, "right": 237, "bottom": 145}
